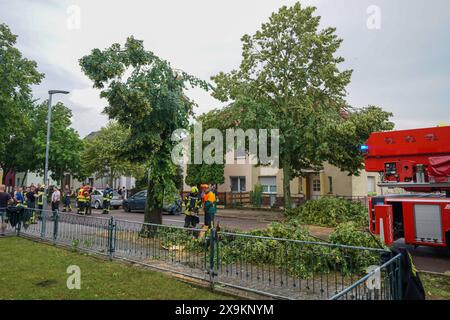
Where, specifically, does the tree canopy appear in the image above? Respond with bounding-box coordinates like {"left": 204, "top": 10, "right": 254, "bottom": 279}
{"left": 0, "top": 23, "right": 44, "bottom": 182}
{"left": 80, "top": 36, "right": 209, "bottom": 223}
{"left": 81, "top": 122, "right": 146, "bottom": 185}
{"left": 31, "top": 101, "right": 84, "bottom": 187}
{"left": 210, "top": 3, "right": 393, "bottom": 208}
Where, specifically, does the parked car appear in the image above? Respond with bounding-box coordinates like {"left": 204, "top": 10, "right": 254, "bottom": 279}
{"left": 123, "top": 190, "right": 182, "bottom": 214}
{"left": 123, "top": 190, "right": 147, "bottom": 212}
{"left": 90, "top": 189, "right": 123, "bottom": 210}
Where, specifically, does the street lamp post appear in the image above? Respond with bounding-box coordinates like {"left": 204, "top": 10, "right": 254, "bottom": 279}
{"left": 43, "top": 90, "right": 69, "bottom": 213}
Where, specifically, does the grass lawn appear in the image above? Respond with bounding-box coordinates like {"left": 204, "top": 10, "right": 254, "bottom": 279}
{"left": 0, "top": 237, "right": 232, "bottom": 300}
{"left": 421, "top": 272, "right": 450, "bottom": 300}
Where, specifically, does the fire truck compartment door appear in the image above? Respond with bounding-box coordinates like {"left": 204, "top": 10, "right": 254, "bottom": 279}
{"left": 413, "top": 204, "right": 443, "bottom": 243}
{"left": 374, "top": 205, "right": 394, "bottom": 245}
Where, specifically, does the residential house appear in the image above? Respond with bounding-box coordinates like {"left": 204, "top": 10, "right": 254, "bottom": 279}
{"left": 182, "top": 151, "right": 404, "bottom": 206}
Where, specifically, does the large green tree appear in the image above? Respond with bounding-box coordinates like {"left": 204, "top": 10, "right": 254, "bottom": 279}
{"left": 80, "top": 37, "right": 209, "bottom": 224}
{"left": 184, "top": 121, "right": 225, "bottom": 187}
{"left": 81, "top": 122, "right": 145, "bottom": 186}
{"left": 0, "top": 23, "right": 44, "bottom": 183}
{"left": 211, "top": 3, "right": 393, "bottom": 208}
{"left": 32, "top": 101, "right": 84, "bottom": 188}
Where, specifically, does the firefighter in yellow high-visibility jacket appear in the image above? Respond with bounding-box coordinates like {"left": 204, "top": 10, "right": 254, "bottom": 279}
{"left": 77, "top": 185, "right": 90, "bottom": 215}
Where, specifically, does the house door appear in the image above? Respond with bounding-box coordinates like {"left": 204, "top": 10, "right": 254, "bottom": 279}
{"left": 309, "top": 174, "right": 321, "bottom": 199}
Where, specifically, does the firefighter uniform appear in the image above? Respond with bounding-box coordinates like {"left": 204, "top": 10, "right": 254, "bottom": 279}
{"left": 22, "top": 190, "right": 27, "bottom": 205}
{"left": 77, "top": 187, "right": 90, "bottom": 215}
{"left": 26, "top": 189, "right": 37, "bottom": 224}
{"left": 102, "top": 188, "right": 113, "bottom": 214}
{"left": 37, "top": 188, "right": 44, "bottom": 211}
{"left": 36, "top": 187, "right": 44, "bottom": 221}
{"left": 183, "top": 187, "right": 201, "bottom": 228}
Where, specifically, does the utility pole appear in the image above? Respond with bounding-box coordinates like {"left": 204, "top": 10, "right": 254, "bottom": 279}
{"left": 43, "top": 90, "right": 69, "bottom": 213}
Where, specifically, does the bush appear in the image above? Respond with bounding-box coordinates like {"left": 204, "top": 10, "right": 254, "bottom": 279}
{"left": 328, "top": 222, "right": 386, "bottom": 274}
{"left": 329, "top": 222, "right": 383, "bottom": 248}
{"left": 285, "top": 197, "right": 367, "bottom": 227}
{"left": 249, "top": 221, "right": 312, "bottom": 240}
{"left": 250, "top": 184, "right": 263, "bottom": 207}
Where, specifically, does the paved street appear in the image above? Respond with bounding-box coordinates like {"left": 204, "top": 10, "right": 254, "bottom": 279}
{"left": 87, "top": 208, "right": 275, "bottom": 231}
{"left": 393, "top": 241, "right": 450, "bottom": 274}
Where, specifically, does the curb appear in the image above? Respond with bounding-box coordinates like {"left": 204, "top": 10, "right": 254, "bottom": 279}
{"left": 215, "top": 214, "right": 283, "bottom": 222}
{"left": 419, "top": 270, "right": 450, "bottom": 277}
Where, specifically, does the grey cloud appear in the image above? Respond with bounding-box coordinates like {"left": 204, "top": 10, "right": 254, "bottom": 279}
{"left": 1, "top": 0, "right": 449, "bottom": 136}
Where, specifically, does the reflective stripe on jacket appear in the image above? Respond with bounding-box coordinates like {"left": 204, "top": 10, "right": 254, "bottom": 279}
{"left": 37, "top": 191, "right": 44, "bottom": 205}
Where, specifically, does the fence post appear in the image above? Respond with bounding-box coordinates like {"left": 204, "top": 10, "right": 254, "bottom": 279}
{"left": 107, "top": 216, "right": 116, "bottom": 260}
{"left": 396, "top": 255, "right": 403, "bottom": 300}
{"left": 52, "top": 209, "right": 59, "bottom": 245}
{"left": 209, "top": 227, "right": 217, "bottom": 289}
{"left": 40, "top": 208, "right": 47, "bottom": 239}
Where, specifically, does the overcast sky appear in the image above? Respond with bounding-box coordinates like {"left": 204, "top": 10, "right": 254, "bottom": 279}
{"left": 1, "top": 0, "right": 449, "bottom": 137}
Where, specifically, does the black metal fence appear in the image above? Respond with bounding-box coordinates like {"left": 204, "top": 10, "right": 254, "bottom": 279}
{"left": 329, "top": 253, "right": 402, "bottom": 300}
{"left": 0, "top": 207, "right": 401, "bottom": 300}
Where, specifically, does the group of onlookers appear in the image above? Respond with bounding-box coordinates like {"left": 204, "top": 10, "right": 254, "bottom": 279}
{"left": 0, "top": 183, "right": 71, "bottom": 235}
{"left": 0, "top": 183, "right": 72, "bottom": 212}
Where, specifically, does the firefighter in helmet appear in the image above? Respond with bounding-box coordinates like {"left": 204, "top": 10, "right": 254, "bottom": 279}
{"left": 36, "top": 185, "right": 45, "bottom": 220}
{"left": 37, "top": 185, "right": 45, "bottom": 211}
{"left": 77, "top": 185, "right": 90, "bottom": 215}
{"left": 183, "top": 186, "right": 201, "bottom": 228}
{"left": 102, "top": 184, "right": 113, "bottom": 214}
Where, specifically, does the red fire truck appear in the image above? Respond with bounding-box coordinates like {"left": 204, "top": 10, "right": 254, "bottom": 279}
{"left": 363, "top": 126, "right": 450, "bottom": 248}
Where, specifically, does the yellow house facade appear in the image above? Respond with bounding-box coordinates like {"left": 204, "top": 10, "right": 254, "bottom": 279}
{"left": 182, "top": 152, "right": 397, "bottom": 200}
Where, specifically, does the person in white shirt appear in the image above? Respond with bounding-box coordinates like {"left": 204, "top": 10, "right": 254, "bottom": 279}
{"left": 51, "top": 186, "right": 61, "bottom": 212}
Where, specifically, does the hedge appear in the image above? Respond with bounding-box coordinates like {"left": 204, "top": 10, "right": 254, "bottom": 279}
{"left": 285, "top": 197, "right": 368, "bottom": 227}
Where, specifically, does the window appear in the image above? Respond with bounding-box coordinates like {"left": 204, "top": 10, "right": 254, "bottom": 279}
{"left": 368, "top": 176, "right": 376, "bottom": 194}
{"left": 230, "top": 176, "right": 246, "bottom": 192}
{"left": 135, "top": 191, "right": 146, "bottom": 198}
{"left": 328, "top": 176, "right": 333, "bottom": 193}
{"left": 259, "top": 176, "right": 277, "bottom": 194}
{"left": 234, "top": 148, "right": 246, "bottom": 159}
{"left": 312, "top": 179, "right": 321, "bottom": 192}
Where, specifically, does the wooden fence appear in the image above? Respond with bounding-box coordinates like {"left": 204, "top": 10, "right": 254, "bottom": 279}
{"left": 181, "top": 191, "right": 368, "bottom": 209}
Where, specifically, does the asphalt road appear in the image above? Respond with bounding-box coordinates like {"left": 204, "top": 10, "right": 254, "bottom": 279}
{"left": 88, "top": 208, "right": 271, "bottom": 231}
{"left": 393, "top": 241, "right": 450, "bottom": 273}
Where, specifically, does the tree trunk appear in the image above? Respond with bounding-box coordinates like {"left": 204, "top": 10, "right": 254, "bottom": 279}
{"left": 20, "top": 171, "right": 28, "bottom": 187}
{"left": 109, "top": 168, "right": 114, "bottom": 187}
{"left": 144, "top": 178, "right": 162, "bottom": 224}
{"left": 282, "top": 156, "right": 292, "bottom": 209}
{"left": 60, "top": 173, "right": 65, "bottom": 191}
